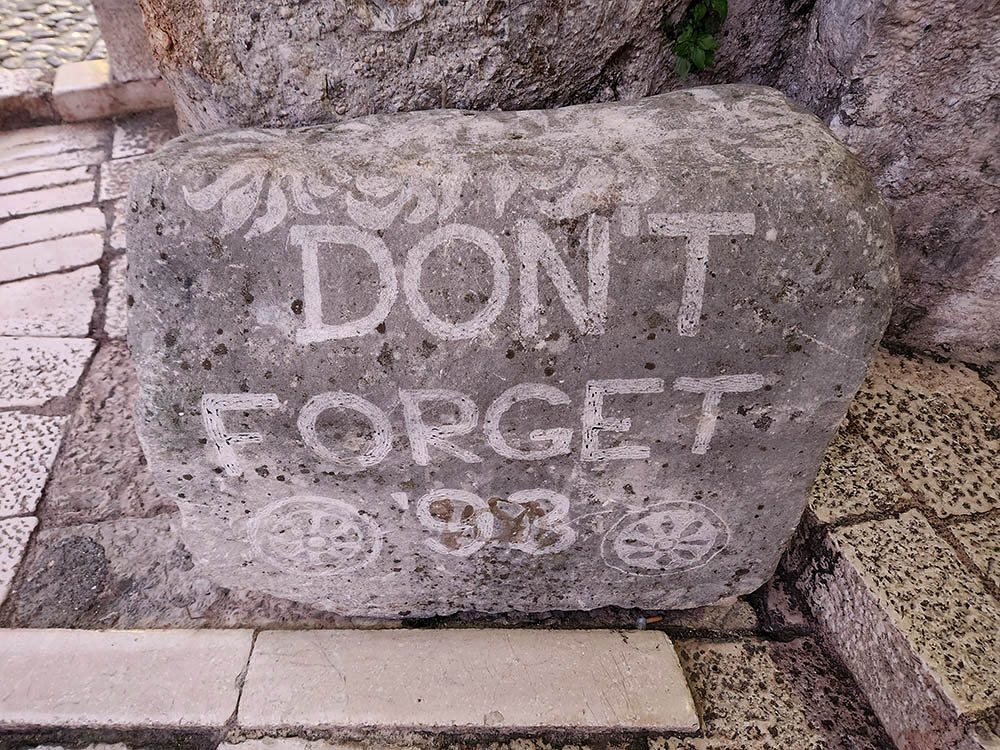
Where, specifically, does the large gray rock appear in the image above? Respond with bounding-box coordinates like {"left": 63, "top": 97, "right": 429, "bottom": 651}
{"left": 127, "top": 85, "right": 896, "bottom": 617}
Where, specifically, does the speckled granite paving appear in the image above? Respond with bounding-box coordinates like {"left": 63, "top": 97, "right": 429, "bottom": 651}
{"left": 0, "top": 0, "right": 105, "bottom": 71}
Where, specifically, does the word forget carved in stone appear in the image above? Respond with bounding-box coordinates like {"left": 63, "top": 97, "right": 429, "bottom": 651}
{"left": 127, "top": 85, "right": 897, "bottom": 617}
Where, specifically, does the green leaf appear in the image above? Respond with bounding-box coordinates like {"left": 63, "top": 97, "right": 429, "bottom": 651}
{"left": 705, "top": 49, "right": 716, "bottom": 67}
{"left": 711, "top": 0, "right": 727, "bottom": 19}
{"left": 690, "top": 46, "right": 706, "bottom": 68}
{"left": 693, "top": 3, "right": 707, "bottom": 21}
{"left": 698, "top": 34, "right": 717, "bottom": 50}
{"left": 677, "top": 26, "right": 694, "bottom": 42}
{"left": 675, "top": 56, "right": 691, "bottom": 78}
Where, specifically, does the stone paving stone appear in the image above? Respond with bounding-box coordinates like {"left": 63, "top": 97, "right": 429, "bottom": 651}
{"left": 0, "top": 143, "right": 104, "bottom": 177}
{"left": 109, "top": 196, "right": 126, "bottom": 249}
{"left": 654, "top": 638, "right": 891, "bottom": 749}
{"left": 849, "top": 350, "right": 1000, "bottom": 516}
{"left": 0, "top": 68, "right": 57, "bottom": 127}
{"left": 950, "top": 513, "right": 1000, "bottom": 589}
{"left": 0, "top": 205, "right": 104, "bottom": 248}
{"left": 0, "top": 410, "right": 67, "bottom": 517}
{"left": 6, "top": 514, "right": 373, "bottom": 628}
{"left": 808, "top": 422, "right": 914, "bottom": 524}
{"left": 53, "top": 59, "right": 172, "bottom": 122}
{"left": 0, "top": 232, "right": 104, "bottom": 282}
{"left": 0, "top": 120, "right": 108, "bottom": 178}
{"left": 0, "top": 264, "right": 98, "bottom": 336}
{"left": 0, "top": 516, "right": 37, "bottom": 605}
{"left": 111, "top": 108, "right": 179, "bottom": 159}
{"left": 98, "top": 153, "right": 145, "bottom": 200}
{"left": 239, "top": 629, "right": 699, "bottom": 731}
{"left": 659, "top": 599, "right": 759, "bottom": 632}
{"left": 0, "top": 164, "right": 90, "bottom": 195}
{"left": 104, "top": 252, "right": 126, "bottom": 337}
{"left": 0, "top": 335, "right": 94, "bottom": 406}
{"left": 0, "top": 628, "right": 253, "bottom": 727}
{"left": 41, "top": 341, "right": 173, "bottom": 525}
{"left": 802, "top": 510, "right": 1000, "bottom": 749}
{"left": 0, "top": 177, "right": 94, "bottom": 218}
{"left": 0, "top": 0, "right": 102, "bottom": 73}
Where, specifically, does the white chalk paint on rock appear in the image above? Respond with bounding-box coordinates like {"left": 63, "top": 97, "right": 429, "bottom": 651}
{"left": 127, "top": 85, "right": 897, "bottom": 617}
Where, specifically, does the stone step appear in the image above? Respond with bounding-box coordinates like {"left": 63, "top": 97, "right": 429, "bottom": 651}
{"left": 0, "top": 628, "right": 698, "bottom": 734}
{"left": 794, "top": 349, "right": 1000, "bottom": 750}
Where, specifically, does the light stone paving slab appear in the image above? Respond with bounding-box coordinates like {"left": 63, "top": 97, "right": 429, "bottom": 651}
{"left": 0, "top": 121, "right": 107, "bottom": 158}
{"left": 0, "top": 179, "right": 95, "bottom": 219}
{"left": 0, "top": 206, "right": 104, "bottom": 249}
{"left": 0, "top": 264, "right": 99, "bottom": 336}
{"left": 0, "top": 516, "right": 37, "bottom": 605}
{"left": 109, "top": 198, "right": 126, "bottom": 249}
{"left": 849, "top": 350, "right": 1000, "bottom": 516}
{"left": 239, "top": 629, "right": 699, "bottom": 731}
{"left": 112, "top": 109, "right": 179, "bottom": 159}
{"left": 0, "top": 411, "right": 68, "bottom": 518}
{"left": 0, "top": 628, "right": 253, "bottom": 727}
{"left": 0, "top": 336, "right": 95, "bottom": 406}
{"left": 0, "top": 232, "right": 105, "bottom": 283}
{"left": 53, "top": 59, "right": 173, "bottom": 122}
{"left": 655, "top": 638, "right": 891, "bottom": 749}
{"left": 808, "top": 425, "right": 914, "bottom": 524}
{"left": 104, "top": 253, "right": 127, "bottom": 338}
{"left": 950, "top": 513, "right": 1000, "bottom": 590}
{"left": 0, "top": 146, "right": 106, "bottom": 180}
{"left": 801, "top": 510, "right": 1000, "bottom": 749}
{"left": 98, "top": 154, "right": 146, "bottom": 201}
{"left": 0, "top": 165, "right": 91, "bottom": 195}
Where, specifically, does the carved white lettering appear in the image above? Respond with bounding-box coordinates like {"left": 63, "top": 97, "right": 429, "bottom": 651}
{"left": 403, "top": 223, "right": 510, "bottom": 340}
{"left": 483, "top": 383, "right": 573, "bottom": 460}
{"left": 297, "top": 391, "right": 393, "bottom": 470}
{"left": 516, "top": 213, "right": 610, "bottom": 338}
{"left": 647, "top": 213, "right": 756, "bottom": 337}
{"left": 292, "top": 225, "right": 398, "bottom": 344}
{"left": 581, "top": 378, "right": 665, "bottom": 461}
{"left": 400, "top": 388, "right": 483, "bottom": 465}
{"left": 673, "top": 374, "right": 765, "bottom": 454}
{"left": 200, "top": 393, "right": 280, "bottom": 476}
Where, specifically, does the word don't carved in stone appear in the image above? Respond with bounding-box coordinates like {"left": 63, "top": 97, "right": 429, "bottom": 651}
{"left": 127, "top": 85, "right": 897, "bottom": 617}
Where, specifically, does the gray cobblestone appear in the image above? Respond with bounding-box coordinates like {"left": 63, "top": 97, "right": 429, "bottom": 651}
{"left": 0, "top": 0, "right": 103, "bottom": 71}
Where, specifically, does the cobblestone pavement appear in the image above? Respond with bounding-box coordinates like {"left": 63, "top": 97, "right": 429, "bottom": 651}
{"left": 0, "top": 0, "right": 105, "bottom": 71}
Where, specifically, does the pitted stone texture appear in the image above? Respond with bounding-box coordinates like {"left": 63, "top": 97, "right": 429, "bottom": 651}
{"left": 239, "top": 629, "right": 698, "bottom": 731}
{"left": 950, "top": 514, "right": 1000, "bottom": 591}
{"left": 800, "top": 510, "right": 1000, "bottom": 750}
{"left": 0, "top": 516, "right": 37, "bottom": 605}
{"left": 42, "top": 341, "right": 173, "bottom": 526}
{"left": 0, "top": 411, "right": 67, "bottom": 518}
{"left": 808, "top": 418, "right": 914, "bottom": 524}
{"left": 6, "top": 515, "right": 398, "bottom": 628}
{"left": 849, "top": 351, "right": 1000, "bottom": 517}
{"left": 112, "top": 108, "right": 179, "bottom": 159}
{"left": 0, "top": 205, "right": 104, "bottom": 249}
{"left": 0, "top": 264, "right": 99, "bottom": 336}
{"left": 0, "top": 628, "right": 252, "bottom": 727}
{"left": 0, "top": 233, "right": 104, "bottom": 283}
{"left": 104, "top": 253, "right": 127, "bottom": 338}
{"left": 0, "top": 336, "right": 94, "bottom": 406}
{"left": 656, "top": 638, "right": 891, "bottom": 749}
{"left": 99, "top": 153, "right": 147, "bottom": 201}
{"left": 127, "top": 86, "right": 896, "bottom": 617}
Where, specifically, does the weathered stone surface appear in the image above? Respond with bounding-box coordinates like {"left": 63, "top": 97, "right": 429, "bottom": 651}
{"left": 239, "top": 629, "right": 698, "bottom": 731}
{"left": 127, "top": 86, "right": 896, "bottom": 617}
